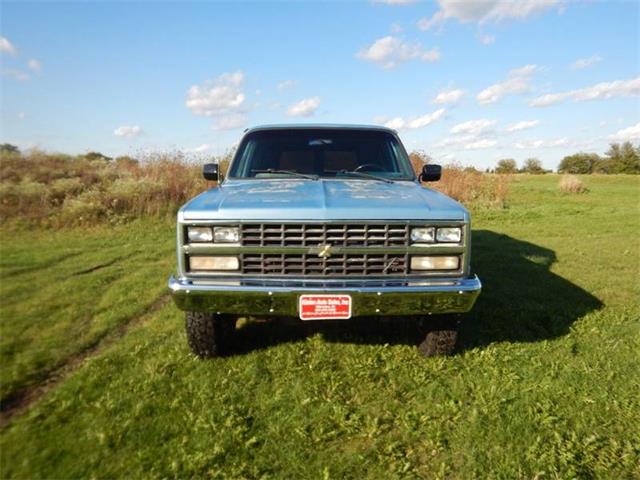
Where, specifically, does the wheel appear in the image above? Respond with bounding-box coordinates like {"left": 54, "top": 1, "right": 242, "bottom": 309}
{"left": 185, "top": 312, "right": 235, "bottom": 358}
{"left": 418, "top": 315, "right": 460, "bottom": 357}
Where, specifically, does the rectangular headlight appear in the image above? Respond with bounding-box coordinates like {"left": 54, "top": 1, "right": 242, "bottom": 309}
{"left": 189, "top": 256, "right": 239, "bottom": 271}
{"left": 187, "top": 226, "right": 213, "bottom": 243}
{"left": 411, "top": 227, "right": 435, "bottom": 243}
{"left": 436, "top": 227, "right": 462, "bottom": 243}
{"left": 411, "top": 256, "right": 460, "bottom": 271}
{"left": 213, "top": 226, "right": 240, "bottom": 243}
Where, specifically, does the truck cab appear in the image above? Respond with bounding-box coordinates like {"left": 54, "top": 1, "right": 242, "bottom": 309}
{"left": 169, "top": 125, "right": 481, "bottom": 357}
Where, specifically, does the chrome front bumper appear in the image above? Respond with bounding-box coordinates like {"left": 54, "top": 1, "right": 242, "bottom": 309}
{"left": 168, "top": 275, "right": 481, "bottom": 317}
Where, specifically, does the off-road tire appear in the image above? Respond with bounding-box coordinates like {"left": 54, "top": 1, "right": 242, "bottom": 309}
{"left": 418, "top": 315, "right": 460, "bottom": 357}
{"left": 185, "top": 312, "right": 235, "bottom": 358}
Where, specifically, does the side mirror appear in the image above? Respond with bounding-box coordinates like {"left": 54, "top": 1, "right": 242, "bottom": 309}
{"left": 203, "top": 163, "right": 219, "bottom": 182}
{"left": 419, "top": 164, "right": 442, "bottom": 182}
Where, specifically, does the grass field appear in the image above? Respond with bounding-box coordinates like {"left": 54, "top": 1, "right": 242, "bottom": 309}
{"left": 1, "top": 175, "right": 639, "bottom": 478}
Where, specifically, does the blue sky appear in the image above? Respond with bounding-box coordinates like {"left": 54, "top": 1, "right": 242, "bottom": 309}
{"left": 1, "top": 0, "right": 639, "bottom": 169}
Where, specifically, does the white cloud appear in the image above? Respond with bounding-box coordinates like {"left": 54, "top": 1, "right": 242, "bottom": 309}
{"left": 529, "top": 77, "right": 640, "bottom": 107}
{"left": 505, "top": 120, "right": 540, "bottom": 132}
{"left": 0, "top": 36, "right": 17, "bottom": 56}
{"left": 477, "top": 64, "right": 538, "bottom": 104}
{"left": 433, "top": 134, "right": 497, "bottom": 149}
{"left": 450, "top": 119, "right": 496, "bottom": 135}
{"left": 570, "top": 55, "right": 602, "bottom": 70}
{"left": 514, "top": 138, "right": 570, "bottom": 149}
{"left": 390, "top": 22, "right": 403, "bottom": 33}
{"left": 608, "top": 122, "right": 640, "bottom": 142}
{"left": 27, "top": 59, "right": 42, "bottom": 72}
{"left": 418, "top": 0, "right": 562, "bottom": 30}
{"left": 464, "top": 138, "right": 497, "bottom": 149}
{"left": 383, "top": 108, "right": 446, "bottom": 130}
{"left": 357, "top": 36, "right": 440, "bottom": 69}
{"left": 528, "top": 92, "right": 567, "bottom": 107}
{"left": 1, "top": 69, "right": 29, "bottom": 81}
{"left": 417, "top": 11, "right": 447, "bottom": 30}
{"left": 113, "top": 125, "right": 143, "bottom": 138}
{"left": 186, "top": 144, "right": 214, "bottom": 153}
{"left": 478, "top": 34, "right": 496, "bottom": 45}
{"left": 287, "top": 97, "right": 321, "bottom": 117}
{"left": 433, "top": 88, "right": 465, "bottom": 105}
{"left": 434, "top": 116, "right": 502, "bottom": 150}
{"left": 185, "top": 71, "right": 245, "bottom": 117}
{"left": 18, "top": 112, "right": 27, "bottom": 120}
{"left": 277, "top": 79, "right": 296, "bottom": 90}
{"left": 211, "top": 113, "right": 247, "bottom": 131}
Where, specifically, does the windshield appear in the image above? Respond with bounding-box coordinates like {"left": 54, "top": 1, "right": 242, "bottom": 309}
{"left": 228, "top": 129, "right": 415, "bottom": 180}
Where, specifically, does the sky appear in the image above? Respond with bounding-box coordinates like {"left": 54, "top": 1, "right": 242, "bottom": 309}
{"left": 1, "top": 0, "right": 639, "bottom": 170}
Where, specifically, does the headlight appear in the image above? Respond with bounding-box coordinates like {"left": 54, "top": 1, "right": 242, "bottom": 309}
{"left": 187, "top": 226, "right": 213, "bottom": 243}
{"left": 411, "top": 256, "right": 460, "bottom": 271}
{"left": 213, "top": 226, "right": 240, "bottom": 243}
{"left": 411, "top": 227, "right": 435, "bottom": 243}
{"left": 189, "top": 256, "right": 239, "bottom": 271}
{"left": 436, "top": 227, "right": 462, "bottom": 243}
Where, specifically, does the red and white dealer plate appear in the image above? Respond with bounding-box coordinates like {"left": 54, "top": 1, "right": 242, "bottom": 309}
{"left": 298, "top": 294, "right": 352, "bottom": 320}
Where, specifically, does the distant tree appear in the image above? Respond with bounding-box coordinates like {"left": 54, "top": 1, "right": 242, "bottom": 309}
{"left": 558, "top": 153, "right": 600, "bottom": 174}
{"left": 521, "top": 158, "right": 545, "bottom": 174}
{"left": 0, "top": 143, "right": 20, "bottom": 154}
{"left": 592, "top": 156, "right": 616, "bottom": 174}
{"left": 84, "top": 151, "right": 112, "bottom": 162}
{"left": 408, "top": 150, "right": 432, "bottom": 176}
{"left": 495, "top": 158, "right": 517, "bottom": 174}
{"left": 604, "top": 142, "right": 640, "bottom": 174}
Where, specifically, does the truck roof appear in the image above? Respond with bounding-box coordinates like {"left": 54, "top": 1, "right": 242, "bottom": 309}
{"left": 244, "top": 124, "right": 397, "bottom": 134}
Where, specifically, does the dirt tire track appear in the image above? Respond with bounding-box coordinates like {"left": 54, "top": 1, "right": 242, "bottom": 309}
{"left": 0, "top": 294, "right": 171, "bottom": 428}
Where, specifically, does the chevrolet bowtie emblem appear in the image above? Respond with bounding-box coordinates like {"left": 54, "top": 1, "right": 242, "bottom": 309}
{"left": 317, "top": 243, "right": 333, "bottom": 258}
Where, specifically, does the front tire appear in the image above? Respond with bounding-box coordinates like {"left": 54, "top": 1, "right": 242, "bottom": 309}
{"left": 418, "top": 315, "right": 460, "bottom": 357}
{"left": 185, "top": 312, "right": 235, "bottom": 358}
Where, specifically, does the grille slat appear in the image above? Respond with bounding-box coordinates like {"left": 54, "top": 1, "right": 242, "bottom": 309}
{"left": 241, "top": 223, "right": 409, "bottom": 248}
{"left": 236, "top": 223, "right": 412, "bottom": 276}
{"left": 240, "top": 253, "right": 408, "bottom": 276}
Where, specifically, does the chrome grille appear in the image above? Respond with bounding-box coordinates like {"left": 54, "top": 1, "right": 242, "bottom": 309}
{"left": 241, "top": 253, "right": 409, "bottom": 276}
{"left": 240, "top": 223, "right": 409, "bottom": 247}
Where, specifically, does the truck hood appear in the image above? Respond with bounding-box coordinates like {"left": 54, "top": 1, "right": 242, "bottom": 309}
{"left": 180, "top": 179, "right": 467, "bottom": 221}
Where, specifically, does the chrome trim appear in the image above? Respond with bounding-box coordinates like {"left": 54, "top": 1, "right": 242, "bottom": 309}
{"left": 182, "top": 219, "right": 465, "bottom": 226}
{"left": 177, "top": 219, "right": 469, "bottom": 279}
{"left": 182, "top": 245, "right": 465, "bottom": 255}
{"left": 169, "top": 275, "right": 481, "bottom": 317}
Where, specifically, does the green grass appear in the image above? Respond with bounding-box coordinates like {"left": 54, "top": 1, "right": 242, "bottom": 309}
{"left": 0, "top": 221, "right": 175, "bottom": 401}
{"left": 1, "top": 174, "right": 639, "bottom": 478}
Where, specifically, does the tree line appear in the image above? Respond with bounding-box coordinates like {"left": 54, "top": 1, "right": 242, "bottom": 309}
{"left": 3, "top": 141, "right": 639, "bottom": 176}
{"left": 494, "top": 141, "right": 640, "bottom": 174}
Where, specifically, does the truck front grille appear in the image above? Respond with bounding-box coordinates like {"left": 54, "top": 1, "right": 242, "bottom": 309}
{"left": 241, "top": 223, "right": 410, "bottom": 248}
{"left": 241, "top": 253, "right": 409, "bottom": 276}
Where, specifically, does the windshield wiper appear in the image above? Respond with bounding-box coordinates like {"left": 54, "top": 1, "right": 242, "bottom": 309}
{"left": 251, "top": 169, "right": 319, "bottom": 180}
{"left": 328, "top": 169, "right": 394, "bottom": 184}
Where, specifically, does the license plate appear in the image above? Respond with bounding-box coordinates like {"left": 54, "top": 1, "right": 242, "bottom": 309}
{"left": 299, "top": 294, "right": 352, "bottom": 320}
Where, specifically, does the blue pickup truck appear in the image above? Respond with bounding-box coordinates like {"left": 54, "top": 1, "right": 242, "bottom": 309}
{"left": 169, "top": 125, "right": 481, "bottom": 357}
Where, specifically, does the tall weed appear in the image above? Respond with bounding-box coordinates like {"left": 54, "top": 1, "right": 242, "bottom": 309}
{"left": 419, "top": 162, "right": 510, "bottom": 208}
{"left": 1, "top": 150, "right": 509, "bottom": 227}
{"left": 559, "top": 175, "right": 588, "bottom": 194}
{"left": 0, "top": 150, "right": 205, "bottom": 226}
